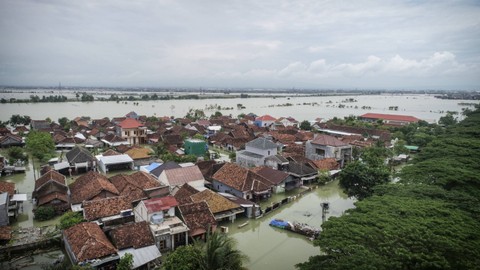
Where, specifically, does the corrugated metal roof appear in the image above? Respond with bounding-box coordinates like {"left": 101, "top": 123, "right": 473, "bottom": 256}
{"left": 164, "top": 166, "right": 204, "bottom": 186}
{"left": 117, "top": 245, "right": 161, "bottom": 269}
{"left": 96, "top": 154, "right": 134, "bottom": 165}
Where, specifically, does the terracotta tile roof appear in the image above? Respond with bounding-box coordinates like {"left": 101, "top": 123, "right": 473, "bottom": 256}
{"left": 311, "top": 134, "right": 349, "bottom": 147}
{"left": 255, "top": 115, "right": 276, "bottom": 121}
{"left": 190, "top": 189, "right": 241, "bottom": 214}
{"left": 109, "top": 174, "right": 148, "bottom": 203}
{"left": 246, "top": 137, "right": 277, "bottom": 150}
{"left": 119, "top": 118, "right": 144, "bottom": 129}
{"left": 130, "top": 171, "right": 162, "bottom": 189}
{"left": 0, "top": 226, "right": 12, "bottom": 241}
{"left": 360, "top": 113, "right": 420, "bottom": 123}
{"left": 311, "top": 158, "right": 340, "bottom": 170}
{"left": 70, "top": 171, "right": 119, "bottom": 204}
{"left": 35, "top": 170, "right": 66, "bottom": 191}
{"left": 38, "top": 192, "right": 69, "bottom": 206}
{"left": 143, "top": 196, "right": 179, "bottom": 213}
{"left": 83, "top": 196, "right": 132, "bottom": 221}
{"left": 115, "top": 144, "right": 132, "bottom": 153}
{"left": 125, "top": 147, "right": 152, "bottom": 160}
{"left": 250, "top": 167, "right": 289, "bottom": 185}
{"left": 178, "top": 201, "right": 217, "bottom": 237}
{"left": 64, "top": 222, "right": 117, "bottom": 262}
{"left": 103, "top": 134, "right": 128, "bottom": 143}
{"left": 110, "top": 221, "right": 155, "bottom": 249}
{"left": 163, "top": 166, "right": 204, "bottom": 186}
{"left": 0, "top": 181, "right": 15, "bottom": 196}
{"left": 212, "top": 163, "right": 271, "bottom": 193}
{"left": 173, "top": 184, "right": 198, "bottom": 205}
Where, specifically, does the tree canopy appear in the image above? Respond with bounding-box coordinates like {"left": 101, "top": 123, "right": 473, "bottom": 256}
{"left": 297, "top": 107, "right": 480, "bottom": 270}
{"left": 26, "top": 130, "right": 56, "bottom": 162}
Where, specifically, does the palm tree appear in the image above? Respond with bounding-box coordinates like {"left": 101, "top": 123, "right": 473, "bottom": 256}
{"left": 194, "top": 231, "right": 249, "bottom": 270}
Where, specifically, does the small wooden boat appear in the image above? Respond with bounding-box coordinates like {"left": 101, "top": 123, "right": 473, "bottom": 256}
{"left": 238, "top": 221, "right": 249, "bottom": 228}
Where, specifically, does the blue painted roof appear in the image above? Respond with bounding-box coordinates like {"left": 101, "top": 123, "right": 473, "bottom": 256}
{"left": 145, "top": 162, "right": 162, "bottom": 172}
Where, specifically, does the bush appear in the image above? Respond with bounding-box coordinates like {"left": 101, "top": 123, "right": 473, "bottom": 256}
{"left": 34, "top": 206, "right": 56, "bottom": 221}
{"left": 7, "top": 146, "right": 28, "bottom": 164}
{"left": 59, "top": 211, "right": 84, "bottom": 230}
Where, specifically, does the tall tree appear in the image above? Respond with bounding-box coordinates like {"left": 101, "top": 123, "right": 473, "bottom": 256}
{"left": 26, "top": 130, "right": 55, "bottom": 162}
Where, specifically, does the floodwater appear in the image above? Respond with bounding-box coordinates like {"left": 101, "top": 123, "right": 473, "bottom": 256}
{"left": 223, "top": 180, "right": 355, "bottom": 270}
{"left": 1, "top": 93, "right": 478, "bottom": 123}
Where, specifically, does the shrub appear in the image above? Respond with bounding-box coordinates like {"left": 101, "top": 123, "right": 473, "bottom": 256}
{"left": 34, "top": 206, "right": 56, "bottom": 221}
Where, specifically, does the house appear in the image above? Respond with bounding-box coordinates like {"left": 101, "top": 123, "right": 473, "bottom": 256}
{"left": 178, "top": 201, "right": 217, "bottom": 241}
{"left": 359, "top": 113, "right": 420, "bottom": 126}
{"left": 190, "top": 189, "right": 244, "bottom": 222}
{"left": 150, "top": 161, "right": 181, "bottom": 179}
{"left": 110, "top": 221, "right": 162, "bottom": 269}
{"left": 158, "top": 165, "right": 205, "bottom": 191}
{"left": 82, "top": 196, "right": 133, "bottom": 227}
{"left": 101, "top": 134, "right": 129, "bottom": 147}
{"left": 254, "top": 115, "right": 276, "bottom": 127}
{"left": 69, "top": 171, "right": 119, "bottom": 211}
{"left": 96, "top": 152, "right": 134, "bottom": 173}
{"left": 250, "top": 166, "right": 293, "bottom": 193}
{"left": 211, "top": 163, "right": 272, "bottom": 201}
{"left": 0, "top": 193, "right": 9, "bottom": 226}
{"left": 285, "top": 156, "right": 318, "bottom": 185}
{"left": 265, "top": 154, "right": 289, "bottom": 170}
{"left": 109, "top": 172, "right": 168, "bottom": 205}
{"left": 117, "top": 118, "right": 147, "bottom": 145}
{"left": 30, "top": 120, "right": 51, "bottom": 131}
{"left": 65, "top": 146, "right": 96, "bottom": 173}
{"left": 0, "top": 133, "right": 24, "bottom": 148}
{"left": 125, "top": 146, "right": 154, "bottom": 168}
{"left": 236, "top": 137, "right": 278, "bottom": 168}
{"left": 63, "top": 222, "right": 118, "bottom": 268}
{"left": 218, "top": 192, "right": 261, "bottom": 218}
{"left": 134, "top": 196, "right": 188, "bottom": 252}
{"left": 305, "top": 134, "right": 352, "bottom": 167}
{"left": 33, "top": 169, "right": 69, "bottom": 212}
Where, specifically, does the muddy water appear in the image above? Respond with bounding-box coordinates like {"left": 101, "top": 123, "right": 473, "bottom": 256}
{"left": 221, "top": 180, "right": 355, "bottom": 270}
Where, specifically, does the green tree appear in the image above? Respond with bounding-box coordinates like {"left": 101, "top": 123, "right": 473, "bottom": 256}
{"left": 196, "top": 231, "right": 249, "bottom": 270}
{"left": 193, "top": 134, "right": 205, "bottom": 141}
{"left": 34, "top": 206, "right": 56, "bottom": 221}
{"left": 299, "top": 120, "right": 312, "bottom": 130}
{"left": 7, "top": 146, "right": 28, "bottom": 164}
{"left": 26, "top": 130, "right": 56, "bottom": 162}
{"left": 59, "top": 211, "right": 84, "bottom": 230}
{"left": 338, "top": 160, "right": 390, "bottom": 200}
{"left": 58, "top": 117, "right": 71, "bottom": 131}
{"left": 117, "top": 253, "right": 133, "bottom": 270}
{"left": 162, "top": 245, "right": 202, "bottom": 270}
{"left": 438, "top": 112, "right": 458, "bottom": 126}
{"left": 297, "top": 193, "right": 480, "bottom": 270}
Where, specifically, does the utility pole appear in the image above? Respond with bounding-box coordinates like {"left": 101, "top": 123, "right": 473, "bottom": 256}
{"left": 321, "top": 202, "right": 330, "bottom": 224}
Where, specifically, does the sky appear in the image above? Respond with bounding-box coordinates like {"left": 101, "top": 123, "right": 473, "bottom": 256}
{"left": 0, "top": 0, "right": 479, "bottom": 90}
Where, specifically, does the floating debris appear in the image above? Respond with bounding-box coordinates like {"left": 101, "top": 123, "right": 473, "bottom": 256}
{"left": 269, "top": 219, "right": 320, "bottom": 238}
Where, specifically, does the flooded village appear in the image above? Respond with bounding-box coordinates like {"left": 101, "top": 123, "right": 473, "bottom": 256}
{"left": 0, "top": 92, "right": 477, "bottom": 270}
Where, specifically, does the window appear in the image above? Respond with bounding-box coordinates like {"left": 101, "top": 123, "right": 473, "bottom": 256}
{"left": 315, "top": 148, "right": 325, "bottom": 156}
{"left": 159, "top": 239, "right": 167, "bottom": 250}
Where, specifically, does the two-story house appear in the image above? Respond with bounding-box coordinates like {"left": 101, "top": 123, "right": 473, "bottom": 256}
{"left": 117, "top": 118, "right": 147, "bottom": 145}
{"left": 305, "top": 134, "right": 352, "bottom": 167}
{"left": 134, "top": 196, "right": 189, "bottom": 252}
{"left": 236, "top": 137, "right": 278, "bottom": 168}
{"left": 254, "top": 115, "right": 277, "bottom": 127}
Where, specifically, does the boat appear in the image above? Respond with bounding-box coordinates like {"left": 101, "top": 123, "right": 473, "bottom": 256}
{"left": 269, "top": 219, "right": 320, "bottom": 238}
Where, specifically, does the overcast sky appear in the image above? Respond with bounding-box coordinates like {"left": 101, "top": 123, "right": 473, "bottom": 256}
{"left": 0, "top": 0, "right": 479, "bottom": 90}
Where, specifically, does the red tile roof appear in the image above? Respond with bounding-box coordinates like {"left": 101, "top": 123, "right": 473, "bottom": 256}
{"left": 250, "top": 167, "right": 290, "bottom": 185}
{"left": 83, "top": 196, "right": 132, "bottom": 221}
{"left": 0, "top": 181, "right": 15, "bottom": 196}
{"left": 119, "top": 118, "right": 143, "bottom": 129}
{"left": 360, "top": 113, "right": 420, "bottom": 123}
{"left": 35, "top": 170, "right": 66, "bottom": 191}
{"left": 212, "top": 163, "right": 271, "bottom": 193}
{"left": 70, "top": 171, "right": 119, "bottom": 204}
{"left": 255, "top": 114, "right": 276, "bottom": 121}
{"left": 64, "top": 222, "right": 117, "bottom": 263}
{"left": 38, "top": 192, "right": 69, "bottom": 206}
{"left": 110, "top": 221, "right": 155, "bottom": 249}
{"left": 143, "top": 196, "right": 179, "bottom": 213}
{"left": 178, "top": 201, "right": 217, "bottom": 237}
{"left": 311, "top": 134, "right": 349, "bottom": 147}
{"left": 173, "top": 184, "right": 198, "bottom": 205}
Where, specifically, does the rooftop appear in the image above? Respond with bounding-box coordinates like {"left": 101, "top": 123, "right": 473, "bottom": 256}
{"left": 360, "top": 113, "right": 420, "bottom": 122}
{"left": 310, "top": 134, "right": 349, "bottom": 147}
{"left": 83, "top": 196, "right": 132, "bottom": 221}
{"left": 110, "top": 221, "right": 155, "bottom": 249}
{"left": 143, "top": 196, "right": 179, "bottom": 213}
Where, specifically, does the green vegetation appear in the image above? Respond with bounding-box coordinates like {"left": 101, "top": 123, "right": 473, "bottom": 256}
{"left": 297, "top": 107, "right": 480, "bottom": 270}
{"left": 299, "top": 120, "right": 312, "bottom": 130}
{"left": 163, "top": 231, "right": 249, "bottom": 270}
{"left": 10, "top": 114, "right": 31, "bottom": 125}
{"left": 34, "top": 206, "right": 56, "bottom": 221}
{"left": 117, "top": 253, "right": 134, "bottom": 270}
{"left": 6, "top": 146, "right": 28, "bottom": 164}
{"left": 59, "top": 211, "right": 84, "bottom": 230}
{"left": 26, "top": 130, "right": 56, "bottom": 162}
